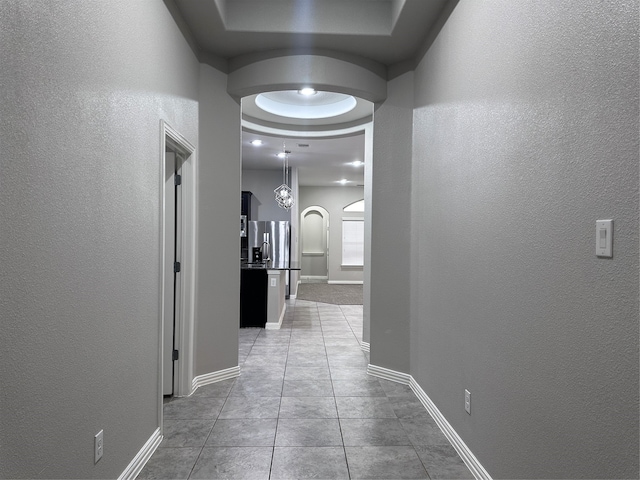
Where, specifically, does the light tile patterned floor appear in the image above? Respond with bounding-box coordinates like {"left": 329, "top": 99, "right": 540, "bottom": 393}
{"left": 138, "top": 299, "right": 473, "bottom": 479}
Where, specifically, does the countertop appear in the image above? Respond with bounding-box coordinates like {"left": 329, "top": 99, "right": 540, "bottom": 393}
{"left": 241, "top": 261, "right": 301, "bottom": 271}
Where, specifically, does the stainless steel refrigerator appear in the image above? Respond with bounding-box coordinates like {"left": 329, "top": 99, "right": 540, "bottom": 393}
{"left": 248, "top": 221, "right": 290, "bottom": 265}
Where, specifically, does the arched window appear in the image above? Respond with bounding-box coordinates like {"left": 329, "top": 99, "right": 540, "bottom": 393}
{"left": 343, "top": 199, "right": 365, "bottom": 213}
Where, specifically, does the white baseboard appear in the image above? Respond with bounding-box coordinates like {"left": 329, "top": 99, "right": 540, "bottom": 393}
{"left": 118, "top": 427, "right": 162, "bottom": 480}
{"left": 289, "top": 280, "right": 301, "bottom": 299}
{"left": 191, "top": 366, "right": 241, "bottom": 393}
{"left": 301, "top": 275, "right": 328, "bottom": 282}
{"left": 327, "top": 280, "right": 363, "bottom": 285}
{"left": 368, "top": 364, "right": 492, "bottom": 480}
{"left": 360, "top": 341, "right": 370, "bottom": 353}
{"left": 120, "top": 367, "right": 241, "bottom": 479}
{"left": 367, "top": 364, "right": 411, "bottom": 385}
{"left": 266, "top": 303, "right": 286, "bottom": 330}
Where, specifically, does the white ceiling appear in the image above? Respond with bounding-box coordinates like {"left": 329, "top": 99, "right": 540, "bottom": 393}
{"left": 242, "top": 130, "right": 366, "bottom": 187}
{"left": 169, "top": 0, "right": 452, "bottom": 186}
{"left": 241, "top": 92, "right": 372, "bottom": 187}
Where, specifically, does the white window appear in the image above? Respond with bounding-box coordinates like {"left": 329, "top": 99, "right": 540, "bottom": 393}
{"left": 342, "top": 218, "right": 364, "bottom": 266}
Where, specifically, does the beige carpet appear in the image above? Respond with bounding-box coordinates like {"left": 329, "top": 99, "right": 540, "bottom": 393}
{"left": 295, "top": 283, "right": 363, "bottom": 305}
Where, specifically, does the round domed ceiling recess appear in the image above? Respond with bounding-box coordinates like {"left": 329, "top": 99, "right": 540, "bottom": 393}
{"left": 255, "top": 90, "right": 357, "bottom": 120}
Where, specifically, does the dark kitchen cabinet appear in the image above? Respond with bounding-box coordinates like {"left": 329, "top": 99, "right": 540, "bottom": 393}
{"left": 240, "top": 268, "right": 267, "bottom": 328}
{"left": 241, "top": 191, "right": 252, "bottom": 260}
{"left": 241, "top": 191, "right": 252, "bottom": 219}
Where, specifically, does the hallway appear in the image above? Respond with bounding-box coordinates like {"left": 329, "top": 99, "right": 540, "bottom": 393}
{"left": 139, "top": 299, "right": 472, "bottom": 479}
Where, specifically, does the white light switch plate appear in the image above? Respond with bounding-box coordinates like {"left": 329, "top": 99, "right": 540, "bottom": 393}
{"left": 94, "top": 430, "right": 103, "bottom": 463}
{"left": 464, "top": 389, "right": 471, "bottom": 415}
{"left": 596, "top": 220, "right": 613, "bottom": 257}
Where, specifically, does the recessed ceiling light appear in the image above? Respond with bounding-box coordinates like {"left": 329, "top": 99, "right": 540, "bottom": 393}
{"left": 351, "top": 160, "right": 364, "bottom": 167}
{"left": 276, "top": 152, "right": 287, "bottom": 159}
{"left": 337, "top": 179, "right": 350, "bottom": 185}
{"left": 250, "top": 139, "right": 263, "bottom": 146}
{"left": 298, "top": 88, "right": 317, "bottom": 96}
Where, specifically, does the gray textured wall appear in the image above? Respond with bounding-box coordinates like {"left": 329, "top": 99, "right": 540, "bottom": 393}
{"left": 242, "top": 169, "right": 293, "bottom": 222}
{"left": 370, "top": 72, "right": 414, "bottom": 373}
{"left": 409, "top": 0, "right": 639, "bottom": 478}
{"left": 195, "top": 64, "right": 241, "bottom": 377}
{"left": 0, "top": 1, "right": 199, "bottom": 477}
{"left": 299, "top": 186, "right": 366, "bottom": 283}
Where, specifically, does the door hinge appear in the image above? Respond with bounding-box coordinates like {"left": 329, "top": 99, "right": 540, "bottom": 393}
{"left": 172, "top": 350, "right": 179, "bottom": 361}
{"left": 174, "top": 261, "right": 181, "bottom": 273}
{"left": 174, "top": 174, "right": 182, "bottom": 186}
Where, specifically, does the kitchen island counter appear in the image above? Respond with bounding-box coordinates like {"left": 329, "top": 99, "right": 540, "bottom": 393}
{"left": 240, "top": 262, "right": 300, "bottom": 329}
{"left": 241, "top": 261, "right": 301, "bottom": 271}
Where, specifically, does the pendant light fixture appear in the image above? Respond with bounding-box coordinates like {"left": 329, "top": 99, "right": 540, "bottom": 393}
{"left": 274, "top": 142, "right": 294, "bottom": 210}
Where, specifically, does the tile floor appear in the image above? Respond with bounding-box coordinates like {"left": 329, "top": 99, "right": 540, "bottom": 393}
{"left": 139, "top": 299, "right": 473, "bottom": 479}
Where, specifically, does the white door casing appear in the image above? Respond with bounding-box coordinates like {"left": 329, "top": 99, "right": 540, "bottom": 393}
{"left": 159, "top": 121, "right": 197, "bottom": 430}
